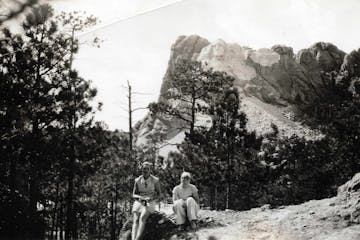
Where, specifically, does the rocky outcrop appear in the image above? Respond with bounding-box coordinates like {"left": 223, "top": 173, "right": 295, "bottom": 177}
{"left": 197, "top": 39, "right": 257, "bottom": 84}
{"left": 246, "top": 44, "right": 327, "bottom": 105}
{"left": 159, "top": 35, "right": 210, "bottom": 98}
{"left": 135, "top": 36, "right": 354, "bottom": 158}
{"left": 342, "top": 48, "right": 360, "bottom": 77}
{"left": 310, "top": 42, "right": 346, "bottom": 72}
{"left": 160, "top": 36, "right": 347, "bottom": 105}
{"left": 335, "top": 173, "right": 360, "bottom": 225}
{"left": 338, "top": 172, "right": 360, "bottom": 194}
{"left": 118, "top": 211, "right": 176, "bottom": 240}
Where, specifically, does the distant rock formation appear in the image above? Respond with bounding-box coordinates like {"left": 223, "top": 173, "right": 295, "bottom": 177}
{"left": 135, "top": 35, "right": 352, "bottom": 159}
{"left": 159, "top": 35, "right": 210, "bottom": 99}
{"left": 342, "top": 48, "right": 360, "bottom": 77}
{"left": 160, "top": 35, "right": 346, "bottom": 105}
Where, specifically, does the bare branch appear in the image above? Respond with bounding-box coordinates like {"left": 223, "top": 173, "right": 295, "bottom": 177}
{"left": 131, "top": 107, "right": 148, "bottom": 112}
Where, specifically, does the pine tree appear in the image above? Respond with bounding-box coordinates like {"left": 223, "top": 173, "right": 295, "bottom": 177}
{"left": 187, "top": 88, "right": 262, "bottom": 209}
{"left": 149, "top": 59, "right": 234, "bottom": 135}
{"left": 0, "top": 5, "right": 100, "bottom": 239}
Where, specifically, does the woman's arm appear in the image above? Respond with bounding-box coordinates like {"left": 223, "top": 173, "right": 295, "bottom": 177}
{"left": 172, "top": 187, "right": 179, "bottom": 202}
{"left": 192, "top": 187, "right": 200, "bottom": 204}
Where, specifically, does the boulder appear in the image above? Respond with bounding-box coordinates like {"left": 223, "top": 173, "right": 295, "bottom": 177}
{"left": 336, "top": 173, "right": 360, "bottom": 224}
{"left": 118, "top": 211, "right": 176, "bottom": 240}
{"left": 338, "top": 173, "right": 360, "bottom": 194}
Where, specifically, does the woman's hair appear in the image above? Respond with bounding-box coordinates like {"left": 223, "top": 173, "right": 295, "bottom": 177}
{"left": 181, "top": 172, "right": 191, "bottom": 179}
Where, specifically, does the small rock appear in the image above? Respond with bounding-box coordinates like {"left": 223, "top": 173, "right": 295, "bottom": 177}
{"left": 208, "top": 236, "right": 218, "bottom": 240}
{"left": 261, "top": 204, "right": 271, "bottom": 211}
{"left": 170, "top": 235, "right": 178, "bottom": 240}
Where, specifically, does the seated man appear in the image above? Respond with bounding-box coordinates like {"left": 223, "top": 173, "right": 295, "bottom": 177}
{"left": 172, "top": 172, "right": 200, "bottom": 230}
{"left": 131, "top": 161, "right": 161, "bottom": 240}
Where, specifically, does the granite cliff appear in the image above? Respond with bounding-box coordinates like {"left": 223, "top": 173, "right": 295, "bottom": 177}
{"left": 160, "top": 35, "right": 345, "bottom": 105}
{"left": 135, "top": 35, "right": 353, "bottom": 159}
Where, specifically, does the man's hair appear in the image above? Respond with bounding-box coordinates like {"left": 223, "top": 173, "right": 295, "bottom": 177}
{"left": 142, "top": 161, "right": 152, "bottom": 168}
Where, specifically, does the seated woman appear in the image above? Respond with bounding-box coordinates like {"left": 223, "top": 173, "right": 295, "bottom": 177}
{"left": 132, "top": 161, "right": 161, "bottom": 240}
{"left": 172, "top": 172, "right": 200, "bottom": 229}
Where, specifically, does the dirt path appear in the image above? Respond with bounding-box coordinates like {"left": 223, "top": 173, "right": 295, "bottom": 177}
{"left": 179, "top": 196, "right": 360, "bottom": 240}
{"left": 161, "top": 174, "right": 360, "bottom": 240}
{"left": 195, "top": 208, "right": 292, "bottom": 240}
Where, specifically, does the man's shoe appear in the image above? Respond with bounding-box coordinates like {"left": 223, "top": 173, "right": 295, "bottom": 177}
{"left": 190, "top": 221, "right": 197, "bottom": 229}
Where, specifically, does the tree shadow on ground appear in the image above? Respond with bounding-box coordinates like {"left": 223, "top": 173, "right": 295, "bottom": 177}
{"left": 118, "top": 211, "right": 221, "bottom": 240}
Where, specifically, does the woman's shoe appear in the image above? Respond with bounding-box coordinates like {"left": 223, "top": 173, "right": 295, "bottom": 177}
{"left": 178, "top": 225, "right": 185, "bottom": 231}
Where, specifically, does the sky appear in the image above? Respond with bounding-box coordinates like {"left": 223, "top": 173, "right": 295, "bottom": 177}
{"left": 49, "top": 0, "right": 360, "bottom": 131}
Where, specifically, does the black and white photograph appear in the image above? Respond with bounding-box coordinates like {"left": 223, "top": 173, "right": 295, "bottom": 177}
{"left": 1, "top": 0, "right": 360, "bottom": 239}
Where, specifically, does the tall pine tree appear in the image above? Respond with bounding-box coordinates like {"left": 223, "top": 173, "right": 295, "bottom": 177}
{"left": 187, "top": 88, "right": 262, "bottom": 209}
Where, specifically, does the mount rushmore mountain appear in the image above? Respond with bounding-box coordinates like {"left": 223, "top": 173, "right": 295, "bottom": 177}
{"left": 134, "top": 35, "right": 357, "bottom": 159}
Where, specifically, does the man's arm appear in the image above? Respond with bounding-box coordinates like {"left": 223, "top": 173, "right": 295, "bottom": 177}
{"left": 153, "top": 180, "right": 162, "bottom": 201}
{"left": 132, "top": 181, "right": 145, "bottom": 200}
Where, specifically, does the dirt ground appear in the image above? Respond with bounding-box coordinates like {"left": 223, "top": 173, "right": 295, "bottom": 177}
{"left": 164, "top": 174, "right": 360, "bottom": 240}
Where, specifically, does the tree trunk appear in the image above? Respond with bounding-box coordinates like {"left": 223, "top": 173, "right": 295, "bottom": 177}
{"left": 226, "top": 182, "right": 230, "bottom": 210}
{"left": 114, "top": 187, "right": 119, "bottom": 237}
{"left": 27, "top": 29, "right": 44, "bottom": 239}
{"left": 28, "top": 120, "right": 41, "bottom": 240}
{"left": 214, "top": 185, "right": 218, "bottom": 210}
{"left": 74, "top": 209, "right": 78, "bottom": 240}
{"left": 51, "top": 182, "right": 59, "bottom": 239}
{"left": 59, "top": 202, "right": 63, "bottom": 240}
{"left": 209, "top": 185, "right": 215, "bottom": 210}
{"left": 110, "top": 200, "right": 115, "bottom": 240}
{"left": 51, "top": 208, "right": 55, "bottom": 239}
{"left": 9, "top": 149, "right": 17, "bottom": 239}
{"left": 42, "top": 200, "right": 47, "bottom": 239}
{"left": 54, "top": 207, "right": 58, "bottom": 240}
{"left": 61, "top": 201, "right": 66, "bottom": 240}
{"left": 65, "top": 161, "right": 75, "bottom": 240}
{"left": 29, "top": 156, "right": 40, "bottom": 240}
{"left": 97, "top": 215, "right": 100, "bottom": 239}
{"left": 190, "top": 94, "right": 196, "bottom": 135}
{"left": 64, "top": 26, "right": 78, "bottom": 240}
